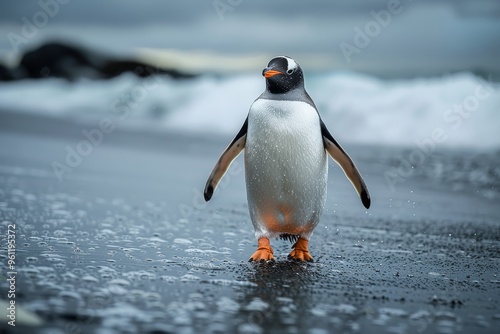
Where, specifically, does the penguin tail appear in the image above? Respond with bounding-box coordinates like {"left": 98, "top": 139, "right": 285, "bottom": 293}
{"left": 279, "top": 233, "right": 299, "bottom": 244}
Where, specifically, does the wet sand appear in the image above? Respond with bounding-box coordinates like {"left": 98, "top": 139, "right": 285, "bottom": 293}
{"left": 0, "top": 111, "right": 499, "bottom": 333}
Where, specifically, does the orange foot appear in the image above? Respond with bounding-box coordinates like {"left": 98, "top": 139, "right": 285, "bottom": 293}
{"left": 288, "top": 238, "right": 313, "bottom": 262}
{"left": 249, "top": 237, "right": 274, "bottom": 262}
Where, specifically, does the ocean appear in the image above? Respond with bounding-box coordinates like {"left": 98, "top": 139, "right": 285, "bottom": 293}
{"left": 0, "top": 71, "right": 499, "bottom": 149}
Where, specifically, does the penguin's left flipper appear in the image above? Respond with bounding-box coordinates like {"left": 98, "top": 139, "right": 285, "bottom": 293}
{"left": 321, "top": 120, "right": 371, "bottom": 209}
{"left": 204, "top": 118, "right": 248, "bottom": 202}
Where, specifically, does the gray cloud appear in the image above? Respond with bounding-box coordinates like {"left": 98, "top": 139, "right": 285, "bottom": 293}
{"left": 1, "top": 0, "right": 499, "bottom": 77}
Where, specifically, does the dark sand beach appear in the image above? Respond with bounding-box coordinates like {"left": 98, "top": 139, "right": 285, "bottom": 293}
{"left": 0, "top": 110, "right": 499, "bottom": 334}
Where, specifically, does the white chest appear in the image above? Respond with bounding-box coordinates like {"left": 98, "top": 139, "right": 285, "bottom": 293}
{"left": 246, "top": 99, "right": 323, "bottom": 154}
{"left": 244, "top": 99, "right": 328, "bottom": 236}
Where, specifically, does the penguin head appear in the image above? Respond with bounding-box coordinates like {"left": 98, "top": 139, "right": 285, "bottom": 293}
{"left": 262, "top": 56, "right": 304, "bottom": 94}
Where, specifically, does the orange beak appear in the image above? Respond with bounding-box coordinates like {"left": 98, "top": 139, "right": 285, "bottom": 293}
{"left": 263, "top": 69, "right": 283, "bottom": 78}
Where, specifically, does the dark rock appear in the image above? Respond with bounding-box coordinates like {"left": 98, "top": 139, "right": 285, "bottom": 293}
{"left": 0, "top": 63, "right": 14, "bottom": 81}
{"left": 19, "top": 42, "right": 100, "bottom": 80}
{"left": 5, "top": 41, "right": 195, "bottom": 81}
{"left": 101, "top": 60, "right": 194, "bottom": 79}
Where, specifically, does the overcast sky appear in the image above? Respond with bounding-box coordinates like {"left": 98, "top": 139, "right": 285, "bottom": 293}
{"left": 0, "top": 0, "right": 499, "bottom": 77}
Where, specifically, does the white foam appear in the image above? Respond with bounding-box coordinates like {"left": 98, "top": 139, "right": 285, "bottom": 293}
{"left": 0, "top": 71, "right": 498, "bottom": 149}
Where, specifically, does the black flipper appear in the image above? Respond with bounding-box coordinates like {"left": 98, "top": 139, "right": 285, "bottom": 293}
{"left": 321, "top": 119, "right": 371, "bottom": 209}
{"left": 204, "top": 118, "right": 248, "bottom": 201}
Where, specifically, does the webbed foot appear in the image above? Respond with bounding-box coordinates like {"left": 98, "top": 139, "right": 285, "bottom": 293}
{"left": 249, "top": 237, "right": 274, "bottom": 262}
{"left": 288, "top": 238, "right": 313, "bottom": 262}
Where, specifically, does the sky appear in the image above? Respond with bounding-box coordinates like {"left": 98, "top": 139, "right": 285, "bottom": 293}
{"left": 0, "top": 0, "right": 499, "bottom": 77}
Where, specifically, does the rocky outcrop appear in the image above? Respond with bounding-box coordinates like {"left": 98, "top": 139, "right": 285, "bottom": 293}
{"left": 0, "top": 41, "right": 195, "bottom": 81}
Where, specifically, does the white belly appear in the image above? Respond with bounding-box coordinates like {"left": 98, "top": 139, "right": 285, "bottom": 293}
{"left": 245, "top": 99, "right": 328, "bottom": 239}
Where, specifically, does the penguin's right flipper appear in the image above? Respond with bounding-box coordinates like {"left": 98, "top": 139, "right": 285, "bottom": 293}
{"left": 204, "top": 118, "right": 248, "bottom": 201}
{"left": 320, "top": 120, "right": 371, "bottom": 209}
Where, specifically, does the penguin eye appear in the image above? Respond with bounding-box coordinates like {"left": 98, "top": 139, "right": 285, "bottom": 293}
{"left": 286, "top": 68, "right": 294, "bottom": 75}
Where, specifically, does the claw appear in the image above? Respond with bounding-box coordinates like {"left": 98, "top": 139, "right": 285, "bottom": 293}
{"left": 249, "top": 237, "right": 274, "bottom": 262}
{"left": 288, "top": 238, "right": 313, "bottom": 262}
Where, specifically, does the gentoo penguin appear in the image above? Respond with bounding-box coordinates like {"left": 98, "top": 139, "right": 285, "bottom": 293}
{"left": 204, "top": 56, "right": 370, "bottom": 262}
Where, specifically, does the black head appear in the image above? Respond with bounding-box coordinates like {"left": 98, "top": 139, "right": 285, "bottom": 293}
{"left": 262, "top": 56, "right": 304, "bottom": 94}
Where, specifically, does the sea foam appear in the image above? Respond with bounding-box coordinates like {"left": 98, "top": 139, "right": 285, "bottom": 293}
{"left": 0, "top": 71, "right": 498, "bottom": 149}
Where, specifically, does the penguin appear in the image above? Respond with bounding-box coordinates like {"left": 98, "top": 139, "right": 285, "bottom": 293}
{"left": 204, "top": 56, "right": 370, "bottom": 262}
